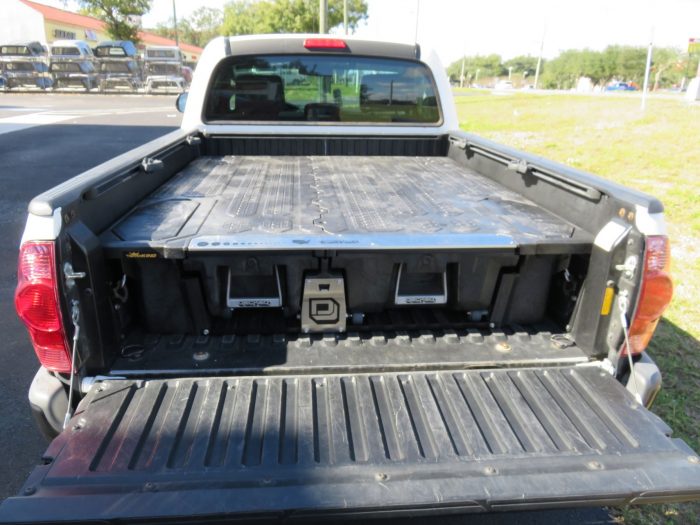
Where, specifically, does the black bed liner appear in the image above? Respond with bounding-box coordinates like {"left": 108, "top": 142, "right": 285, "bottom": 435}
{"left": 3, "top": 366, "right": 700, "bottom": 523}
{"left": 101, "top": 155, "right": 592, "bottom": 254}
{"left": 110, "top": 327, "right": 589, "bottom": 376}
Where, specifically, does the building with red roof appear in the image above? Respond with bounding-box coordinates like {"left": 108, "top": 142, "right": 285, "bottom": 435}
{"left": 1, "top": 0, "right": 203, "bottom": 63}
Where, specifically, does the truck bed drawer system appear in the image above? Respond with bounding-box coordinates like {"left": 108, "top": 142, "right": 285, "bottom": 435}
{"left": 98, "top": 154, "right": 592, "bottom": 350}
{"left": 102, "top": 155, "right": 590, "bottom": 251}
{"left": 4, "top": 366, "right": 700, "bottom": 523}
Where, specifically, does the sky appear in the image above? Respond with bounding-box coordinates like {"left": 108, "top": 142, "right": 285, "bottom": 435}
{"left": 36, "top": 0, "right": 700, "bottom": 67}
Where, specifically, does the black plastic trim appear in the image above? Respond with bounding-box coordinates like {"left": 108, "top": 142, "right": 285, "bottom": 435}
{"left": 449, "top": 131, "right": 663, "bottom": 213}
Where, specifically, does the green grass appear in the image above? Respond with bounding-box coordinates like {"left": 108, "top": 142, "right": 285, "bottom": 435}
{"left": 455, "top": 90, "right": 700, "bottom": 524}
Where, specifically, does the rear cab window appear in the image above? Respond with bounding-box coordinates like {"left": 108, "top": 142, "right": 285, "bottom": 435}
{"left": 51, "top": 47, "right": 81, "bottom": 56}
{"left": 96, "top": 47, "right": 127, "bottom": 57}
{"left": 1, "top": 46, "right": 30, "bottom": 56}
{"left": 5, "top": 62, "right": 36, "bottom": 71}
{"left": 204, "top": 54, "right": 441, "bottom": 124}
{"left": 147, "top": 49, "right": 180, "bottom": 59}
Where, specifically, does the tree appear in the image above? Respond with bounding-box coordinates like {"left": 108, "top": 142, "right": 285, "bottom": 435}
{"left": 447, "top": 45, "right": 686, "bottom": 91}
{"left": 503, "top": 55, "right": 538, "bottom": 77}
{"left": 446, "top": 54, "right": 504, "bottom": 84}
{"left": 79, "top": 0, "right": 151, "bottom": 43}
{"left": 539, "top": 49, "right": 608, "bottom": 89}
{"left": 154, "top": 7, "right": 223, "bottom": 47}
{"left": 189, "top": 6, "right": 224, "bottom": 46}
{"left": 221, "top": 0, "right": 368, "bottom": 36}
{"left": 650, "top": 47, "right": 684, "bottom": 91}
{"left": 602, "top": 45, "right": 647, "bottom": 84}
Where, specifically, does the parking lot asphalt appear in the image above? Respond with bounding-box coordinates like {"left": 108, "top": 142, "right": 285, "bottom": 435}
{"left": 0, "top": 92, "right": 180, "bottom": 502}
{"left": 0, "top": 93, "right": 614, "bottom": 525}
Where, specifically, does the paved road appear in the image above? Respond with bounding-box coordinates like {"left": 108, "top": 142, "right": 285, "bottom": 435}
{"left": 0, "top": 93, "right": 613, "bottom": 524}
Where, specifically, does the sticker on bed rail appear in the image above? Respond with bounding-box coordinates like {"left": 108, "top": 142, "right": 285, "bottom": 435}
{"left": 125, "top": 251, "right": 159, "bottom": 259}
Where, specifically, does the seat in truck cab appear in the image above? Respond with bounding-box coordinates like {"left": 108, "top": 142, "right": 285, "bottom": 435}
{"left": 208, "top": 74, "right": 290, "bottom": 120}
{"left": 360, "top": 72, "right": 437, "bottom": 121}
{"left": 360, "top": 73, "right": 420, "bottom": 106}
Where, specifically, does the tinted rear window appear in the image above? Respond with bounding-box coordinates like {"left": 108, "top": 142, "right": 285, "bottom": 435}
{"left": 50, "top": 62, "right": 82, "bottom": 72}
{"left": 5, "top": 62, "right": 35, "bottom": 71}
{"left": 96, "top": 47, "right": 126, "bottom": 57}
{"left": 101, "top": 61, "right": 132, "bottom": 73}
{"left": 52, "top": 47, "right": 81, "bottom": 56}
{"left": 147, "top": 63, "right": 180, "bottom": 75}
{"left": 1, "top": 46, "right": 30, "bottom": 56}
{"left": 205, "top": 54, "right": 441, "bottom": 124}
{"left": 147, "top": 49, "right": 178, "bottom": 59}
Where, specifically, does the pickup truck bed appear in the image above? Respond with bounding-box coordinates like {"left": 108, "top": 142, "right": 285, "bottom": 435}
{"left": 6, "top": 35, "right": 700, "bottom": 523}
{"left": 102, "top": 155, "right": 591, "bottom": 253}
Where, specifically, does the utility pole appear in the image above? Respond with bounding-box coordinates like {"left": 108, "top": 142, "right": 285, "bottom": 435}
{"left": 475, "top": 68, "right": 480, "bottom": 85}
{"left": 319, "top": 0, "right": 328, "bottom": 33}
{"left": 641, "top": 27, "right": 654, "bottom": 111}
{"left": 508, "top": 66, "right": 513, "bottom": 81}
{"left": 534, "top": 25, "right": 545, "bottom": 89}
{"left": 343, "top": 0, "right": 348, "bottom": 35}
{"left": 460, "top": 55, "right": 466, "bottom": 88}
{"left": 414, "top": 0, "right": 420, "bottom": 43}
{"left": 172, "top": 0, "right": 179, "bottom": 46}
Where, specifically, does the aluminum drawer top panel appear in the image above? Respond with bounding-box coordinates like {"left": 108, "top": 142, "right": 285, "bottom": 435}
{"left": 104, "top": 156, "right": 589, "bottom": 251}
{"left": 3, "top": 366, "right": 700, "bottom": 522}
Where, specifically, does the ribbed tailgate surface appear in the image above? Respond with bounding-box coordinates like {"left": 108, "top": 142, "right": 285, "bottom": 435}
{"left": 3, "top": 367, "right": 700, "bottom": 522}
{"left": 61, "top": 368, "right": 646, "bottom": 471}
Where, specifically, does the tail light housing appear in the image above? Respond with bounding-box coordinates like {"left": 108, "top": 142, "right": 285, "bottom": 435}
{"left": 623, "top": 235, "right": 673, "bottom": 355}
{"left": 14, "top": 241, "right": 71, "bottom": 373}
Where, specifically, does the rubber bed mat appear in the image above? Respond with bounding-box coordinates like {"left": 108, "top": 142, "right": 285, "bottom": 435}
{"left": 103, "top": 156, "right": 591, "bottom": 251}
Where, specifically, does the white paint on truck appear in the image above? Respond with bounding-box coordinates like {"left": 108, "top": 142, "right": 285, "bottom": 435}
{"left": 634, "top": 205, "right": 667, "bottom": 236}
{"left": 21, "top": 208, "right": 63, "bottom": 244}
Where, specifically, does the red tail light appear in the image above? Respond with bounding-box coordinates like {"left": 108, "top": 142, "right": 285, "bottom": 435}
{"left": 303, "top": 38, "right": 347, "bottom": 50}
{"left": 624, "top": 235, "right": 673, "bottom": 355}
{"left": 15, "top": 242, "right": 71, "bottom": 373}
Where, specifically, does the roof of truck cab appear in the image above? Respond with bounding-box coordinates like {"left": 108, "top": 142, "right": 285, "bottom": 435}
{"left": 96, "top": 41, "right": 132, "bottom": 47}
{"left": 225, "top": 34, "right": 422, "bottom": 60}
{"left": 95, "top": 41, "right": 137, "bottom": 56}
{"left": 50, "top": 39, "right": 91, "bottom": 49}
{"left": 2, "top": 41, "right": 43, "bottom": 47}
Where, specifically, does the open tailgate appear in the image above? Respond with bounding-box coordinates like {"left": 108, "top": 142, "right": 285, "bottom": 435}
{"left": 2, "top": 366, "right": 700, "bottom": 522}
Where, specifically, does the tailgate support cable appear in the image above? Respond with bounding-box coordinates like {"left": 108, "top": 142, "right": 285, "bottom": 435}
{"left": 62, "top": 301, "right": 81, "bottom": 429}
{"left": 618, "top": 291, "right": 642, "bottom": 405}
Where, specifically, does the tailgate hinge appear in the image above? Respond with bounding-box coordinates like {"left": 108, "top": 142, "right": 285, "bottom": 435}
{"left": 615, "top": 256, "right": 639, "bottom": 279}
{"left": 63, "top": 262, "right": 86, "bottom": 289}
